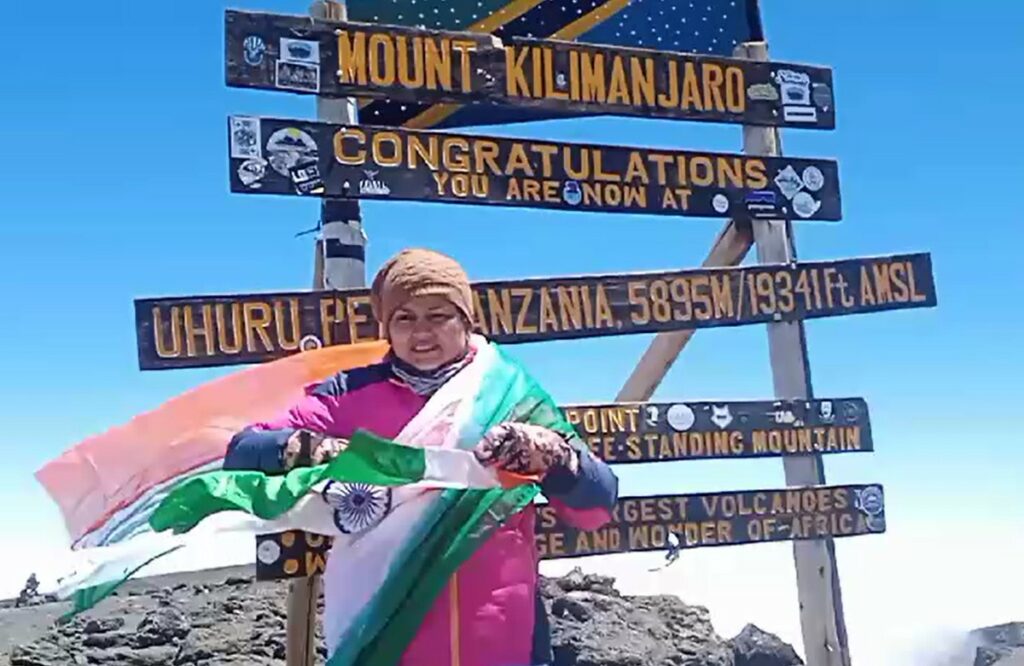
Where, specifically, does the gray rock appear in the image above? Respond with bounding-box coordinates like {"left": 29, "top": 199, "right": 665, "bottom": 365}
{"left": 3, "top": 564, "right": 803, "bottom": 666}
{"left": 728, "top": 624, "right": 803, "bottom": 666}
{"left": 132, "top": 606, "right": 191, "bottom": 648}
{"left": 9, "top": 638, "right": 85, "bottom": 666}
{"left": 81, "top": 631, "right": 130, "bottom": 649}
{"left": 544, "top": 571, "right": 737, "bottom": 666}
{"left": 82, "top": 618, "right": 124, "bottom": 635}
{"left": 972, "top": 622, "right": 1024, "bottom": 666}
{"left": 89, "top": 646, "right": 178, "bottom": 665}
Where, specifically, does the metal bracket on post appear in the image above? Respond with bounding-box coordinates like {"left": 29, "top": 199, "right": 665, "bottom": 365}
{"left": 734, "top": 40, "right": 851, "bottom": 666}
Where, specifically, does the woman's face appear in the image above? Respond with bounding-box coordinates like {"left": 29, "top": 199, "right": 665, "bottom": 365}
{"left": 387, "top": 295, "right": 470, "bottom": 370}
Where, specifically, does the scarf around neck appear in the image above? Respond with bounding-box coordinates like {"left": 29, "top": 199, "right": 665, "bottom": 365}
{"left": 388, "top": 345, "right": 474, "bottom": 396}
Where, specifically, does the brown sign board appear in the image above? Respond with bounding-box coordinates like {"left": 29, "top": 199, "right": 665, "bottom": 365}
{"left": 564, "top": 398, "right": 872, "bottom": 464}
{"left": 254, "top": 484, "right": 885, "bottom": 580}
{"left": 228, "top": 116, "right": 842, "bottom": 221}
{"left": 135, "top": 252, "right": 936, "bottom": 370}
{"left": 225, "top": 9, "right": 836, "bottom": 130}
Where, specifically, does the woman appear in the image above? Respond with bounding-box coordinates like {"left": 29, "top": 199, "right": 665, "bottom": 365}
{"left": 223, "top": 248, "right": 619, "bottom": 666}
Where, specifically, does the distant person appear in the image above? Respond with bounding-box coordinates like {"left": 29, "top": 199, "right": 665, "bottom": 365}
{"left": 15, "top": 573, "right": 39, "bottom": 608}
{"left": 223, "top": 247, "right": 619, "bottom": 666}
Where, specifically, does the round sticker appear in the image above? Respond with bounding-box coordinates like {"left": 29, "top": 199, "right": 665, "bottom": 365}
{"left": 257, "top": 540, "right": 281, "bottom": 565}
{"left": 712, "top": 193, "right": 729, "bottom": 213}
{"left": 243, "top": 35, "right": 266, "bottom": 67}
{"left": 237, "top": 158, "right": 267, "bottom": 189}
{"left": 266, "top": 127, "right": 319, "bottom": 178}
{"left": 562, "top": 181, "right": 582, "bottom": 206}
{"left": 300, "top": 335, "right": 323, "bottom": 352}
{"left": 855, "top": 486, "right": 884, "bottom": 516}
{"left": 666, "top": 404, "right": 696, "bottom": 431}
{"left": 792, "top": 191, "right": 820, "bottom": 218}
{"left": 802, "top": 166, "right": 825, "bottom": 192}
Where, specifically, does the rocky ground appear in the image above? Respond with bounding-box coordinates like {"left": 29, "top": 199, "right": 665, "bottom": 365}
{"left": 3, "top": 566, "right": 1020, "bottom": 665}
{"left": 1, "top": 565, "right": 804, "bottom": 666}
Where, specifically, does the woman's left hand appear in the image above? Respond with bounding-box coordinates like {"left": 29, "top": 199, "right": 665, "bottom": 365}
{"left": 473, "top": 423, "right": 580, "bottom": 477}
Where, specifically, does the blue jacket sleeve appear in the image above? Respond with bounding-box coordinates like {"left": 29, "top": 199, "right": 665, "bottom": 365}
{"left": 222, "top": 426, "right": 297, "bottom": 474}
{"left": 541, "top": 449, "right": 619, "bottom": 512}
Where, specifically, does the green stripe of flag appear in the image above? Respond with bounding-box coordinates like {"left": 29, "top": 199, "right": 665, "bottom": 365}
{"left": 149, "top": 430, "right": 427, "bottom": 535}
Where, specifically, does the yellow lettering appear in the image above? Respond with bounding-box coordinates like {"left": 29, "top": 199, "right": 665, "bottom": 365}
{"left": 333, "top": 128, "right": 366, "bottom": 165}
{"left": 630, "top": 56, "right": 656, "bottom": 107}
{"left": 505, "top": 45, "right": 531, "bottom": 97}
{"left": 319, "top": 297, "right": 341, "bottom": 346}
{"left": 681, "top": 62, "right": 702, "bottom": 109}
{"left": 273, "top": 300, "right": 301, "bottom": 351}
{"left": 702, "top": 63, "right": 726, "bottom": 112}
{"left": 347, "top": 296, "right": 371, "bottom": 343}
{"left": 372, "top": 131, "right": 401, "bottom": 166}
{"left": 725, "top": 66, "right": 744, "bottom": 112}
{"left": 542, "top": 47, "right": 568, "bottom": 100}
{"left": 506, "top": 144, "right": 534, "bottom": 177}
{"left": 396, "top": 36, "right": 425, "bottom": 88}
{"left": 408, "top": 134, "right": 439, "bottom": 170}
{"left": 368, "top": 33, "right": 396, "bottom": 87}
{"left": 564, "top": 147, "right": 590, "bottom": 180}
{"left": 452, "top": 39, "right": 476, "bottom": 93}
{"left": 474, "top": 140, "right": 502, "bottom": 176}
{"left": 658, "top": 61, "right": 680, "bottom": 108}
{"left": 607, "top": 56, "right": 630, "bottom": 104}
{"left": 337, "top": 31, "right": 367, "bottom": 85}
{"left": 152, "top": 306, "right": 182, "bottom": 358}
{"left": 215, "top": 303, "right": 243, "bottom": 354}
{"left": 624, "top": 152, "right": 649, "bottom": 184}
{"left": 442, "top": 138, "right": 470, "bottom": 173}
{"left": 580, "top": 51, "right": 606, "bottom": 103}
{"left": 689, "top": 156, "right": 714, "bottom": 186}
{"left": 745, "top": 159, "right": 768, "bottom": 188}
{"left": 182, "top": 305, "right": 214, "bottom": 357}
{"left": 243, "top": 302, "right": 274, "bottom": 353}
{"left": 425, "top": 38, "right": 452, "bottom": 90}
{"left": 513, "top": 288, "right": 536, "bottom": 333}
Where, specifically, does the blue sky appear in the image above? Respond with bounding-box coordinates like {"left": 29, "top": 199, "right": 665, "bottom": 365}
{"left": 1, "top": 1, "right": 1021, "bottom": 663}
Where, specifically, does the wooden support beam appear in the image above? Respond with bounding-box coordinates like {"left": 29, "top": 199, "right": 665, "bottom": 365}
{"left": 614, "top": 216, "right": 753, "bottom": 404}
{"left": 735, "top": 40, "right": 852, "bottom": 666}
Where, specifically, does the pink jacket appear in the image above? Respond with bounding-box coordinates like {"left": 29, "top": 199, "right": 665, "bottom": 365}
{"left": 225, "top": 359, "right": 619, "bottom": 666}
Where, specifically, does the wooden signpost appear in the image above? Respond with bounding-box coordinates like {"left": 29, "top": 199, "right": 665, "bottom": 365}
{"left": 134, "top": 253, "right": 934, "bottom": 369}
{"left": 131, "top": 3, "right": 940, "bottom": 664}
{"left": 255, "top": 483, "right": 885, "bottom": 579}
{"left": 224, "top": 9, "right": 836, "bottom": 130}
{"left": 228, "top": 116, "right": 842, "bottom": 220}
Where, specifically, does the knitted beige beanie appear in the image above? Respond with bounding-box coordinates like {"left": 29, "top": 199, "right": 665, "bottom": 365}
{"left": 370, "top": 248, "right": 474, "bottom": 332}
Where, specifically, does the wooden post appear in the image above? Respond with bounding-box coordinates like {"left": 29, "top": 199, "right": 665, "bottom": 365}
{"left": 284, "top": 3, "right": 366, "bottom": 665}
{"left": 735, "top": 40, "right": 852, "bottom": 666}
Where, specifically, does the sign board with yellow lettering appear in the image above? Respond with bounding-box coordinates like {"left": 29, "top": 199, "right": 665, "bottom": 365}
{"left": 228, "top": 117, "right": 842, "bottom": 220}
{"left": 535, "top": 484, "right": 885, "bottom": 559}
{"left": 225, "top": 9, "right": 835, "bottom": 131}
{"left": 135, "top": 253, "right": 935, "bottom": 370}
{"left": 564, "top": 398, "right": 872, "bottom": 464}
{"left": 254, "top": 484, "right": 885, "bottom": 580}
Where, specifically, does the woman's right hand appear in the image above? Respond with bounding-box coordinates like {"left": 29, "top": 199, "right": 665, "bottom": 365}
{"left": 283, "top": 429, "right": 348, "bottom": 470}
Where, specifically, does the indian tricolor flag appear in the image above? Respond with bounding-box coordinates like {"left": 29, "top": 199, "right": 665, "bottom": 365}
{"left": 149, "top": 429, "right": 534, "bottom": 535}
{"left": 35, "top": 335, "right": 578, "bottom": 666}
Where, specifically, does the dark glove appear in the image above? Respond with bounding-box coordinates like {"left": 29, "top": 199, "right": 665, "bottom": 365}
{"left": 282, "top": 429, "right": 348, "bottom": 471}
{"left": 473, "top": 423, "right": 580, "bottom": 477}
